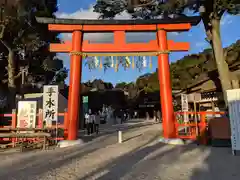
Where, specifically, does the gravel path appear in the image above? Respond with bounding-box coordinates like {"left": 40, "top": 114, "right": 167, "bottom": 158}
{"left": 1, "top": 120, "right": 240, "bottom": 180}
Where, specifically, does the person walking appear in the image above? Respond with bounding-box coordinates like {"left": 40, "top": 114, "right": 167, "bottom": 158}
{"left": 157, "top": 110, "right": 162, "bottom": 123}
{"left": 120, "top": 109, "right": 124, "bottom": 124}
{"left": 85, "top": 112, "right": 90, "bottom": 135}
{"left": 134, "top": 111, "right": 138, "bottom": 119}
{"left": 89, "top": 113, "right": 94, "bottom": 135}
{"left": 94, "top": 111, "right": 100, "bottom": 134}
{"left": 91, "top": 113, "right": 95, "bottom": 134}
{"left": 87, "top": 109, "right": 93, "bottom": 135}
{"left": 153, "top": 110, "right": 156, "bottom": 122}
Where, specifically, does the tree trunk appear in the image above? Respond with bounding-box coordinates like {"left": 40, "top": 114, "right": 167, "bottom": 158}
{"left": 7, "top": 50, "right": 17, "bottom": 109}
{"left": 211, "top": 18, "right": 232, "bottom": 106}
{"left": 232, "top": 80, "right": 239, "bottom": 89}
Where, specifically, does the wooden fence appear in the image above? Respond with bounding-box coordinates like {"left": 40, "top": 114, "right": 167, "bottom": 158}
{"left": 175, "top": 111, "right": 226, "bottom": 144}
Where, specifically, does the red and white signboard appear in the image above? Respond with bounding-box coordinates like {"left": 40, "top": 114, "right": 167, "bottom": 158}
{"left": 17, "top": 101, "right": 37, "bottom": 129}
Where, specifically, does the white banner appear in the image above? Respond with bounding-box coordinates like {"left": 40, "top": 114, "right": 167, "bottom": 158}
{"left": 17, "top": 101, "right": 37, "bottom": 128}
{"left": 181, "top": 94, "right": 188, "bottom": 112}
{"left": 43, "top": 85, "right": 59, "bottom": 127}
{"left": 181, "top": 94, "right": 189, "bottom": 122}
{"left": 227, "top": 89, "right": 240, "bottom": 153}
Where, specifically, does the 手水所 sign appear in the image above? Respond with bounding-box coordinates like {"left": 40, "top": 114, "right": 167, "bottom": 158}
{"left": 43, "top": 85, "right": 59, "bottom": 127}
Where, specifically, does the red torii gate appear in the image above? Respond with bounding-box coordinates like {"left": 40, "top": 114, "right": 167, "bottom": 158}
{"left": 36, "top": 17, "right": 200, "bottom": 141}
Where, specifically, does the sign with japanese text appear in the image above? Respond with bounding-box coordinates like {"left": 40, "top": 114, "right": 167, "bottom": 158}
{"left": 43, "top": 85, "right": 59, "bottom": 127}
{"left": 181, "top": 94, "right": 188, "bottom": 111}
{"left": 181, "top": 94, "right": 189, "bottom": 122}
{"left": 17, "top": 101, "right": 37, "bottom": 129}
{"left": 83, "top": 96, "right": 88, "bottom": 103}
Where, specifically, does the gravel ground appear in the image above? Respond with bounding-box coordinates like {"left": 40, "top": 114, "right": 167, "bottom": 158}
{"left": 0, "top": 120, "right": 240, "bottom": 180}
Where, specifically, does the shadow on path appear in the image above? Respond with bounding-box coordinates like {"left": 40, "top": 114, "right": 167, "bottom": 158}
{"left": 78, "top": 142, "right": 240, "bottom": 180}
{"left": 190, "top": 146, "right": 240, "bottom": 180}
{"left": 0, "top": 133, "right": 115, "bottom": 179}
{"left": 0, "top": 122, "right": 159, "bottom": 179}
{"left": 78, "top": 141, "right": 196, "bottom": 180}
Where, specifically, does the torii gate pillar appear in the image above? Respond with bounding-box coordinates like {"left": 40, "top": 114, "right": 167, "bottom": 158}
{"left": 157, "top": 29, "right": 175, "bottom": 138}
{"left": 67, "top": 31, "right": 83, "bottom": 140}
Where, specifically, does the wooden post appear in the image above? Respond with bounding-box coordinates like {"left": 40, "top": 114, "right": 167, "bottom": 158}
{"left": 43, "top": 136, "right": 46, "bottom": 150}
{"left": 11, "top": 109, "right": 17, "bottom": 129}
{"left": 118, "top": 131, "right": 122, "bottom": 143}
{"left": 67, "top": 30, "right": 83, "bottom": 140}
{"left": 199, "top": 112, "right": 207, "bottom": 145}
{"left": 38, "top": 109, "right": 43, "bottom": 128}
{"left": 63, "top": 109, "right": 68, "bottom": 139}
{"left": 11, "top": 109, "right": 17, "bottom": 147}
{"left": 193, "top": 100, "right": 199, "bottom": 138}
{"left": 157, "top": 29, "right": 176, "bottom": 139}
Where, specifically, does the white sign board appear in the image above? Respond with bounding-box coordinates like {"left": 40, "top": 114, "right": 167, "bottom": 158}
{"left": 227, "top": 89, "right": 240, "bottom": 154}
{"left": 43, "top": 85, "right": 59, "bottom": 127}
{"left": 17, "top": 101, "right": 37, "bottom": 128}
{"left": 181, "top": 94, "right": 189, "bottom": 122}
{"left": 181, "top": 94, "right": 188, "bottom": 111}
{"left": 187, "top": 93, "right": 201, "bottom": 102}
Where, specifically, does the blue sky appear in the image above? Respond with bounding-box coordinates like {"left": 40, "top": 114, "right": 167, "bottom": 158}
{"left": 56, "top": 0, "right": 240, "bottom": 85}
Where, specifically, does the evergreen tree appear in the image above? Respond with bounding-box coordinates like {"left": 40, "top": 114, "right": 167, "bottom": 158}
{"left": 0, "top": 0, "right": 65, "bottom": 109}
{"left": 94, "top": 0, "right": 240, "bottom": 106}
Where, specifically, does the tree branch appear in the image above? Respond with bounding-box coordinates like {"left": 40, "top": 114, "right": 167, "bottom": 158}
{"left": 218, "top": 9, "right": 225, "bottom": 18}
{"left": 130, "top": 0, "right": 157, "bottom": 7}
{"left": 0, "top": 39, "right": 11, "bottom": 52}
{"left": 2, "top": 71, "right": 22, "bottom": 84}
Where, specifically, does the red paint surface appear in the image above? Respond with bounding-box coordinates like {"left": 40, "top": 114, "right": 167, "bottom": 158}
{"left": 157, "top": 29, "right": 176, "bottom": 138}
{"left": 67, "top": 31, "right": 83, "bottom": 140}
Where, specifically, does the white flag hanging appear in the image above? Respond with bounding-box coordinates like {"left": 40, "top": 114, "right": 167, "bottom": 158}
{"left": 111, "top": 56, "right": 114, "bottom": 67}
{"left": 125, "top": 56, "right": 131, "bottom": 67}
{"left": 143, "top": 56, "right": 147, "bottom": 67}
{"left": 94, "top": 56, "right": 99, "bottom": 67}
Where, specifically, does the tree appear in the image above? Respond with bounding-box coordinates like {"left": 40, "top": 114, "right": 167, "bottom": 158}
{"left": 51, "top": 67, "right": 68, "bottom": 85}
{"left": 0, "top": 0, "right": 64, "bottom": 109}
{"left": 77, "top": 39, "right": 240, "bottom": 110}
{"left": 115, "top": 82, "right": 127, "bottom": 89}
{"left": 143, "top": 39, "right": 240, "bottom": 91}
{"left": 94, "top": 0, "right": 240, "bottom": 106}
{"left": 192, "top": 0, "right": 240, "bottom": 105}
{"left": 125, "top": 82, "right": 138, "bottom": 99}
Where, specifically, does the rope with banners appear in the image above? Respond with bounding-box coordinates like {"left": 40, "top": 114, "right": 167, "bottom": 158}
{"left": 76, "top": 51, "right": 169, "bottom": 71}
{"left": 69, "top": 50, "right": 170, "bottom": 57}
